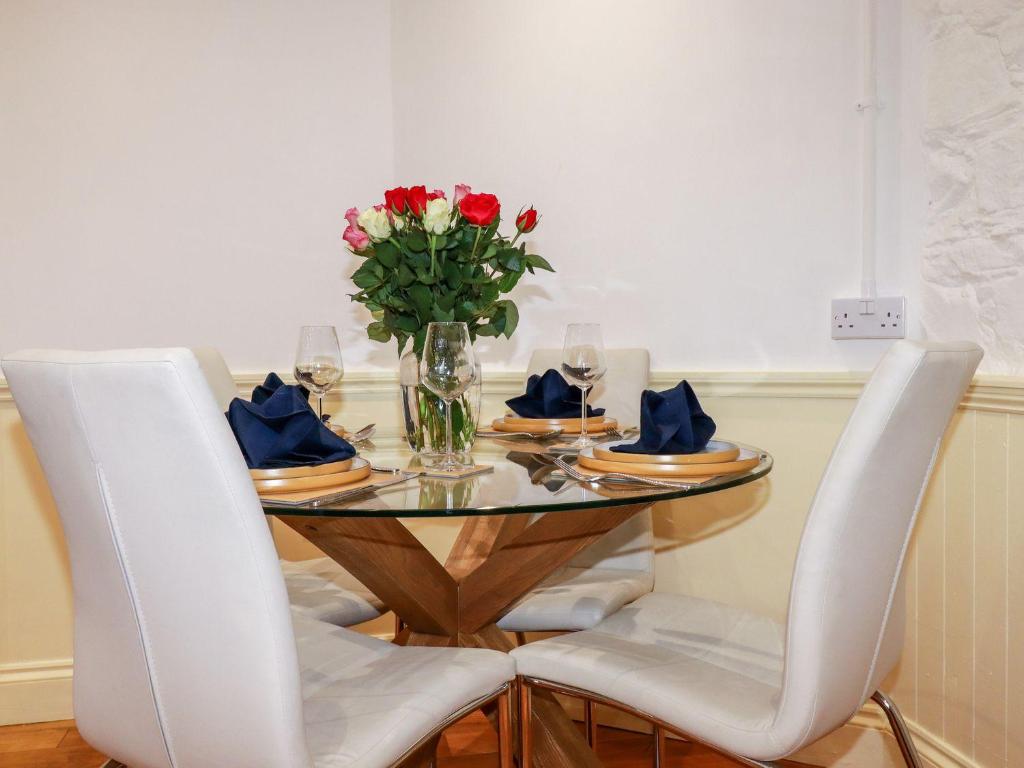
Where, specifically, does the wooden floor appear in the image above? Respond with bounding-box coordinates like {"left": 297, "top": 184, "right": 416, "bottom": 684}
{"left": 0, "top": 713, "right": 815, "bottom": 767}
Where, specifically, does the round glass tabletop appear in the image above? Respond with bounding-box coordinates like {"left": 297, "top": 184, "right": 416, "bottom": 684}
{"left": 261, "top": 433, "right": 772, "bottom": 519}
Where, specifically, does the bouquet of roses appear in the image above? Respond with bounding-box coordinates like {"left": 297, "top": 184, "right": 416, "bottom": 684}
{"left": 344, "top": 184, "right": 553, "bottom": 357}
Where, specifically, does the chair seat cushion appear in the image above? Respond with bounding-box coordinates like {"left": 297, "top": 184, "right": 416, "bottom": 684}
{"left": 496, "top": 566, "right": 653, "bottom": 632}
{"left": 283, "top": 558, "right": 385, "bottom": 627}
{"left": 511, "top": 592, "right": 788, "bottom": 758}
{"left": 292, "top": 615, "right": 515, "bottom": 768}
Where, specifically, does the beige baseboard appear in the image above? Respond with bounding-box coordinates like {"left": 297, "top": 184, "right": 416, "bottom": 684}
{"left": 0, "top": 659, "right": 73, "bottom": 726}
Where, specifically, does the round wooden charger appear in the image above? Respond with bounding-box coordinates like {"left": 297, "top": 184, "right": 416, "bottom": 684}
{"left": 491, "top": 416, "right": 618, "bottom": 435}
{"left": 252, "top": 457, "right": 371, "bottom": 493}
{"left": 577, "top": 448, "right": 761, "bottom": 478}
{"left": 592, "top": 439, "right": 740, "bottom": 465}
{"left": 502, "top": 414, "right": 608, "bottom": 429}
{"left": 250, "top": 457, "right": 354, "bottom": 481}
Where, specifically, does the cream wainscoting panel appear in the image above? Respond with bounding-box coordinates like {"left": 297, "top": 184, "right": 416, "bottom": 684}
{"left": 0, "top": 371, "right": 1022, "bottom": 768}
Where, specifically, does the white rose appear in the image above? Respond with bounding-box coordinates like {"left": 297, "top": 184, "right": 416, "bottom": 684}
{"left": 357, "top": 207, "right": 392, "bottom": 242}
{"left": 422, "top": 198, "right": 451, "bottom": 235}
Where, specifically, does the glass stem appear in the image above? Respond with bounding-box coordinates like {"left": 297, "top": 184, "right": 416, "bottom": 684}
{"left": 580, "top": 386, "right": 589, "bottom": 442}
{"left": 318, "top": 396, "right": 323, "bottom": 421}
{"left": 445, "top": 399, "right": 454, "bottom": 465}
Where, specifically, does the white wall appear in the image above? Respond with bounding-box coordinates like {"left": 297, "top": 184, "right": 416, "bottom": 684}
{"left": 390, "top": 0, "right": 922, "bottom": 372}
{"left": 916, "top": 0, "right": 1024, "bottom": 375}
{"left": 0, "top": 0, "right": 395, "bottom": 372}
{"left": 0, "top": 1, "right": 939, "bottom": 376}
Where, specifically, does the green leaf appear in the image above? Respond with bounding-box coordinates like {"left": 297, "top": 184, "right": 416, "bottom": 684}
{"left": 525, "top": 253, "right": 555, "bottom": 272}
{"left": 475, "top": 323, "right": 499, "bottom": 337}
{"left": 480, "top": 283, "right": 499, "bottom": 305}
{"left": 375, "top": 241, "right": 399, "bottom": 268}
{"left": 437, "top": 291, "right": 457, "bottom": 312}
{"left": 497, "top": 270, "right": 522, "bottom": 293}
{"left": 367, "top": 321, "right": 391, "bottom": 343}
{"left": 491, "top": 310, "right": 506, "bottom": 335}
{"left": 413, "top": 268, "right": 437, "bottom": 285}
{"left": 394, "top": 313, "right": 420, "bottom": 333}
{"left": 352, "top": 261, "right": 383, "bottom": 289}
{"left": 397, "top": 263, "right": 416, "bottom": 287}
{"left": 431, "top": 305, "right": 455, "bottom": 322}
{"left": 406, "top": 230, "right": 428, "bottom": 252}
{"left": 500, "top": 300, "right": 519, "bottom": 337}
{"left": 408, "top": 283, "right": 433, "bottom": 320}
{"left": 497, "top": 248, "right": 522, "bottom": 272}
{"left": 413, "top": 328, "right": 427, "bottom": 356}
{"left": 407, "top": 251, "right": 431, "bottom": 270}
{"left": 442, "top": 260, "right": 464, "bottom": 290}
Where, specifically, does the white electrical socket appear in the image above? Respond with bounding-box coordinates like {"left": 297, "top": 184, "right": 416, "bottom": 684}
{"left": 831, "top": 296, "right": 906, "bottom": 339}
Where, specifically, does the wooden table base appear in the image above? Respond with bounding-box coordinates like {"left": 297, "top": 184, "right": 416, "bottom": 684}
{"left": 280, "top": 502, "right": 650, "bottom": 768}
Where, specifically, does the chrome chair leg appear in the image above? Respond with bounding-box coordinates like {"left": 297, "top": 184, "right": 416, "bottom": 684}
{"left": 518, "top": 677, "right": 533, "bottom": 768}
{"left": 872, "top": 690, "right": 923, "bottom": 768}
{"left": 584, "top": 698, "right": 598, "bottom": 748}
{"left": 497, "top": 685, "right": 513, "bottom": 768}
{"left": 654, "top": 724, "right": 666, "bottom": 767}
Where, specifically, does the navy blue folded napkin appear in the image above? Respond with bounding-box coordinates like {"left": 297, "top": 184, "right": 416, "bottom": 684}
{"left": 505, "top": 369, "right": 606, "bottom": 419}
{"left": 251, "top": 371, "right": 308, "bottom": 405}
{"left": 226, "top": 373, "right": 355, "bottom": 469}
{"left": 610, "top": 381, "right": 715, "bottom": 455}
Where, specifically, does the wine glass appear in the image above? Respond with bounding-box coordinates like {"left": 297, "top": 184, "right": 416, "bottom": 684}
{"left": 561, "top": 323, "right": 608, "bottom": 449}
{"left": 293, "top": 325, "right": 343, "bottom": 421}
{"left": 419, "top": 322, "right": 477, "bottom": 472}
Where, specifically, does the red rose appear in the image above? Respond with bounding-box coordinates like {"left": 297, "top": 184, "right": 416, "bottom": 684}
{"left": 384, "top": 186, "right": 409, "bottom": 214}
{"left": 407, "top": 185, "right": 428, "bottom": 216}
{"left": 516, "top": 207, "right": 538, "bottom": 233}
{"left": 459, "top": 192, "right": 501, "bottom": 226}
{"left": 427, "top": 188, "right": 446, "bottom": 201}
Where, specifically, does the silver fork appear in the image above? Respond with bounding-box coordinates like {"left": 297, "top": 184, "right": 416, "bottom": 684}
{"left": 551, "top": 455, "right": 710, "bottom": 490}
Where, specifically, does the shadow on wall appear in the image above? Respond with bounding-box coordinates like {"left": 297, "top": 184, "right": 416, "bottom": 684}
{"left": 653, "top": 478, "right": 771, "bottom": 553}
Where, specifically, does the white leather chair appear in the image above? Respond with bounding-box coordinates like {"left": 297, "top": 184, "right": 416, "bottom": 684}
{"left": 2, "top": 348, "right": 514, "bottom": 768}
{"left": 497, "top": 349, "right": 654, "bottom": 635}
{"left": 513, "top": 341, "right": 983, "bottom": 768}
{"left": 191, "top": 347, "right": 385, "bottom": 627}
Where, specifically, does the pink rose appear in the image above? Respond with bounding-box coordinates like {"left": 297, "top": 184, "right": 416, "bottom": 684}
{"left": 343, "top": 224, "right": 370, "bottom": 251}
{"left": 453, "top": 184, "right": 471, "bottom": 204}
{"left": 345, "top": 207, "right": 360, "bottom": 229}
{"left": 427, "top": 188, "right": 446, "bottom": 200}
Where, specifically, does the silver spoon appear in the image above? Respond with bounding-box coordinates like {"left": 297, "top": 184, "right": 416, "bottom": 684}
{"left": 346, "top": 423, "right": 377, "bottom": 443}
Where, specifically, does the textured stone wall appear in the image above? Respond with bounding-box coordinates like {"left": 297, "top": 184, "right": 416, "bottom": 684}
{"left": 919, "top": 0, "right": 1024, "bottom": 374}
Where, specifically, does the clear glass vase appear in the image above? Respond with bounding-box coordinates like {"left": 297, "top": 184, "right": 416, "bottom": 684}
{"left": 400, "top": 350, "right": 481, "bottom": 458}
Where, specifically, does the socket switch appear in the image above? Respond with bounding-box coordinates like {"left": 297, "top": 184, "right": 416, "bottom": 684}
{"left": 831, "top": 296, "right": 906, "bottom": 340}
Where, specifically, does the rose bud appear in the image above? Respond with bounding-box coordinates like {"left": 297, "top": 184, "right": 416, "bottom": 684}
{"left": 407, "top": 185, "right": 428, "bottom": 217}
{"left": 384, "top": 187, "right": 409, "bottom": 215}
{"left": 516, "top": 207, "right": 539, "bottom": 233}
{"left": 343, "top": 224, "right": 370, "bottom": 251}
{"left": 453, "top": 183, "right": 471, "bottom": 204}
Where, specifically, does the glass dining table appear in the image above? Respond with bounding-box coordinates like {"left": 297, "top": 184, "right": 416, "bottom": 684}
{"left": 263, "top": 434, "right": 772, "bottom": 768}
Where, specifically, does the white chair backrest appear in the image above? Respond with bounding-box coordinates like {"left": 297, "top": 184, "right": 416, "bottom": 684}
{"left": 773, "top": 341, "right": 982, "bottom": 752}
{"left": 191, "top": 346, "right": 239, "bottom": 411}
{"left": 526, "top": 348, "right": 653, "bottom": 572}
{"left": 2, "top": 349, "right": 310, "bottom": 768}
